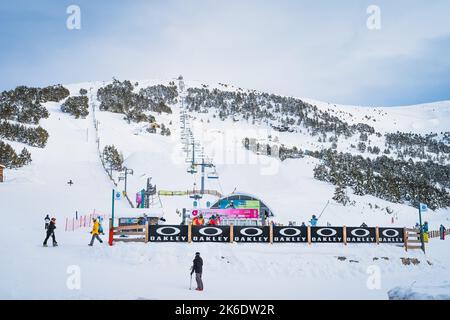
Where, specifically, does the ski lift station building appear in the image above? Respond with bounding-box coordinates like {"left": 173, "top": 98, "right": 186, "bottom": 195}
{"left": 209, "top": 192, "right": 275, "bottom": 226}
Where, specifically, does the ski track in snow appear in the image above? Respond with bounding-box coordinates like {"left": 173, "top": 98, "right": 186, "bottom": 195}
{"left": 0, "top": 80, "right": 449, "bottom": 299}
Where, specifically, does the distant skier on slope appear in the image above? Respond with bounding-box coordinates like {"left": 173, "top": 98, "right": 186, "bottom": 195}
{"left": 190, "top": 252, "right": 204, "bottom": 291}
{"left": 89, "top": 218, "right": 103, "bottom": 246}
{"left": 44, "top": 214, "right": 51, "bottom": 230}
{"left": 43, "top": 218, "right": 58, "bottom": 247}
{"left": 309, "top": 215, "right": 318, "bottom": 226}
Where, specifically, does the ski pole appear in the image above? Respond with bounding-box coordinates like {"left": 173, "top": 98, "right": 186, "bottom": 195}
{"left": 318, "top": 200, "right": 330, "bottom": 220}
{"left": 190, "top": 272, "right": 193, "bottom": 290}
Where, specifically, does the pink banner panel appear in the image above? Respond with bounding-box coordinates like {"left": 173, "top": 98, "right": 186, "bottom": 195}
{"left": 192, "top": 208, "right": 259, "bottom": 219}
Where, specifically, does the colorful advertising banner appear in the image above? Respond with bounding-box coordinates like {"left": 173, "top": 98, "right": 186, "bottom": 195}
{"left": 191, "top": 208, "right": 259, "bottom": 220}
{"left": 218, "top": 199, "right": 260, "bottom": 211}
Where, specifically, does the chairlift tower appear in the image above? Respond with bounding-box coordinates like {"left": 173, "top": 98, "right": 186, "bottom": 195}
{"left": 143, "top": 177, "right": 158, "bottom": 208}
{"left": 118, "top": 167, "right": 134, "bottom": 195}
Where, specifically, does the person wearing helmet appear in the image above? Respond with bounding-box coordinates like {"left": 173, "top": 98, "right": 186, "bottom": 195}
{"left": 43, "top": 218, "right": 58, "bottom": 247}
{"left": 190, "top": 252, "right": 204, "bottom": 291}
{"left": 89, "top": 218, "right": 103, "bottom": 246}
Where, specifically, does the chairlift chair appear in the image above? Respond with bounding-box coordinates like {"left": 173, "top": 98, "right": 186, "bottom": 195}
{"left": 207, "top": 168, "right": 219, "bottom": 179}
{"left": 187, "top": 165, "right": 198, "bottom": 174}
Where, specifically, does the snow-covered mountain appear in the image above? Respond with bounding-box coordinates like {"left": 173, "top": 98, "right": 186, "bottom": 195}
{"left": 1, "top": 78, "right": 449, "bottom": 299}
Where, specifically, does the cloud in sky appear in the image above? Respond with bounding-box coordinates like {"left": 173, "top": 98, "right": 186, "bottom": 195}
{"left": 0, "top": 0, "right": 449, "bottom": 106}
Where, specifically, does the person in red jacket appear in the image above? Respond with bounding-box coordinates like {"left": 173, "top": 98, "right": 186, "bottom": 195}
{"left": 192, "top": 214, "right": 204, "bottom": 226}
{"left": 208, "top": 215, "right": 217, "bottom": 226}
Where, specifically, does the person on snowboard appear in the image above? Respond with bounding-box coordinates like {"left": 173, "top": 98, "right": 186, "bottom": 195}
{"left": 43, "top": 218, "right": 58, "bottom": 247}
{"left": 89, "top": 218, "right": 103, "bottom": 246}
{"left": 190, "top": 252, "right": 204, "bottom": 291}
{"left": 44, "top": 214, "right": 51, "bottom": 230}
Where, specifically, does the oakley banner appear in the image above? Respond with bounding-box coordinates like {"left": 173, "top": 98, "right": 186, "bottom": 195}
{"left": 378, "top": 228, "right": 404, "bottom": 243}
{"left": 273, "top": 226, "right": 308, "bottom": 243}
{"left": 233, "top": 226, "right": 270, "bottom": 243}
{"left": 310, "top": 227, "right": 344, "bottom": 243}
{"left": 148, "top": 225, "right": 189, "bottom": 242}
{"left": 346, "top": 227, "right": 377, "bottom": 243}
{"left": 191, "top": 226, "right": 231, "bottom": 242}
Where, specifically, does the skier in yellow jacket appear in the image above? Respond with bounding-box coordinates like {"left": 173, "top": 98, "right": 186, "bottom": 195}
{"left": 89, "top": 218, "right": 103, "bottom": 246}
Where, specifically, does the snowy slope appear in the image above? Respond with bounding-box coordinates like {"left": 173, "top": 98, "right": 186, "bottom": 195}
{"left": 0, "top": 79, "right": 449, "bottom": 299}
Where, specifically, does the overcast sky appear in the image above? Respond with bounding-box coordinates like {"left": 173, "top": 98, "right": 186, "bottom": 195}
{"left": 1, "top": 0, "right": 449, "bottom": 106}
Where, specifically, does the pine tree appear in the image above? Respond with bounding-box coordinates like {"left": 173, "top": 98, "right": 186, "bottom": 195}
{"left": 61, "top": 96, "right": 89, "bottom": 119}
{"left": 103, "top": 145, "right": 123, "bottom": 170}
{"left": 18, "top": 148, "right": 32, "bottom": 166}
{"left": 333, "top": 183, "right": 350, "bottom": 206}
{"left": 313, "top": 164, "right": 329, "bottom": 181}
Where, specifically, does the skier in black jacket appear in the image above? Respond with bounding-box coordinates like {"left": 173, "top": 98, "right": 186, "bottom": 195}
{"left": 43, "top": 218, "right": 58, "bottom": 247}
{"left": 190, "top": 252, "right": 204, "bottom": 291}
{"left": 44, "top": 215, "right": 50, "bottom": 230}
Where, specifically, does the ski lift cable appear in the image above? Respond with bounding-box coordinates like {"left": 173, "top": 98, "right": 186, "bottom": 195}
{"left": 217, "top": 176, "right": 224, "bottom": 195}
